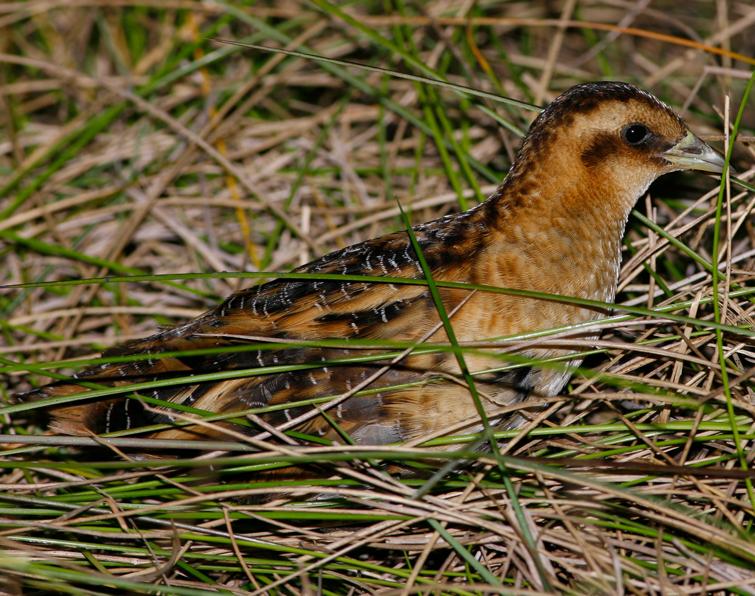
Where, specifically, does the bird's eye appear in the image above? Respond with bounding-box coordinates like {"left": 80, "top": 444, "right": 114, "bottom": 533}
{"left": 622, "top": 123, "right": 651, "bottom": 146}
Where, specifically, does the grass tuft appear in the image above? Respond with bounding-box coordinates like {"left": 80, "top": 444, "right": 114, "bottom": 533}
{"left": 0, "top": 1, "right": 753, "bottom": 593}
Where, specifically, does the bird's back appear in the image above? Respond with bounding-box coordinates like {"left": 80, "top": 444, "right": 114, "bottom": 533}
{"left": 42, "top": 208, "right": 535, "bottom": 444}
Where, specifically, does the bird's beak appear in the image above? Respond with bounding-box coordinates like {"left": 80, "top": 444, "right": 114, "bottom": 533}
{"left": 662, "top": 131, "right": 726, "bottom": 174}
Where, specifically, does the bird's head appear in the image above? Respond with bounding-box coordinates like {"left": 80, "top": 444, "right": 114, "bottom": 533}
{"left": 504, "top": 82, "right": 724, "bottom": 218}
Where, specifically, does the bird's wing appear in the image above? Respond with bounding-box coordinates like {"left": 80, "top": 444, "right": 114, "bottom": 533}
{"left": 40, "top": 216, "right": 513, "bottom": 442}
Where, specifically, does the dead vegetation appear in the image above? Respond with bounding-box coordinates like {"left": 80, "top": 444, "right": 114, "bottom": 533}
{"left": 0, "top": 1, "right": 754, "bottom": 593}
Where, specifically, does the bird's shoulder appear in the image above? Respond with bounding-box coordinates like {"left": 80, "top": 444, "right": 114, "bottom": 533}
{"left": 200, "top": 207, "right": 492, "bottom": 334}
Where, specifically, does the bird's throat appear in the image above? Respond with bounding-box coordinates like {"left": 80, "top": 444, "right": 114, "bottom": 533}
{"left": 480, "top": 175, "right": 633, "bottom": 307}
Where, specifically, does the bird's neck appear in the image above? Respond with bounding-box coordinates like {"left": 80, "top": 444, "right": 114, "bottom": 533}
{"left": 478, "top": 167, "right": 639, "bottom": 303}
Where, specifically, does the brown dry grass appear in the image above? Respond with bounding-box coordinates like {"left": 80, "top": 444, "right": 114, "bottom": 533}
{"left": 0, "top": 1, "right": 753, "bottom": 593}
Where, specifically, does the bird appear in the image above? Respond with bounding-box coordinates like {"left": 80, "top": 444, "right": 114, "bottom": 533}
{"left": 36, "top": 82, "right": 724, "bottom": 447}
